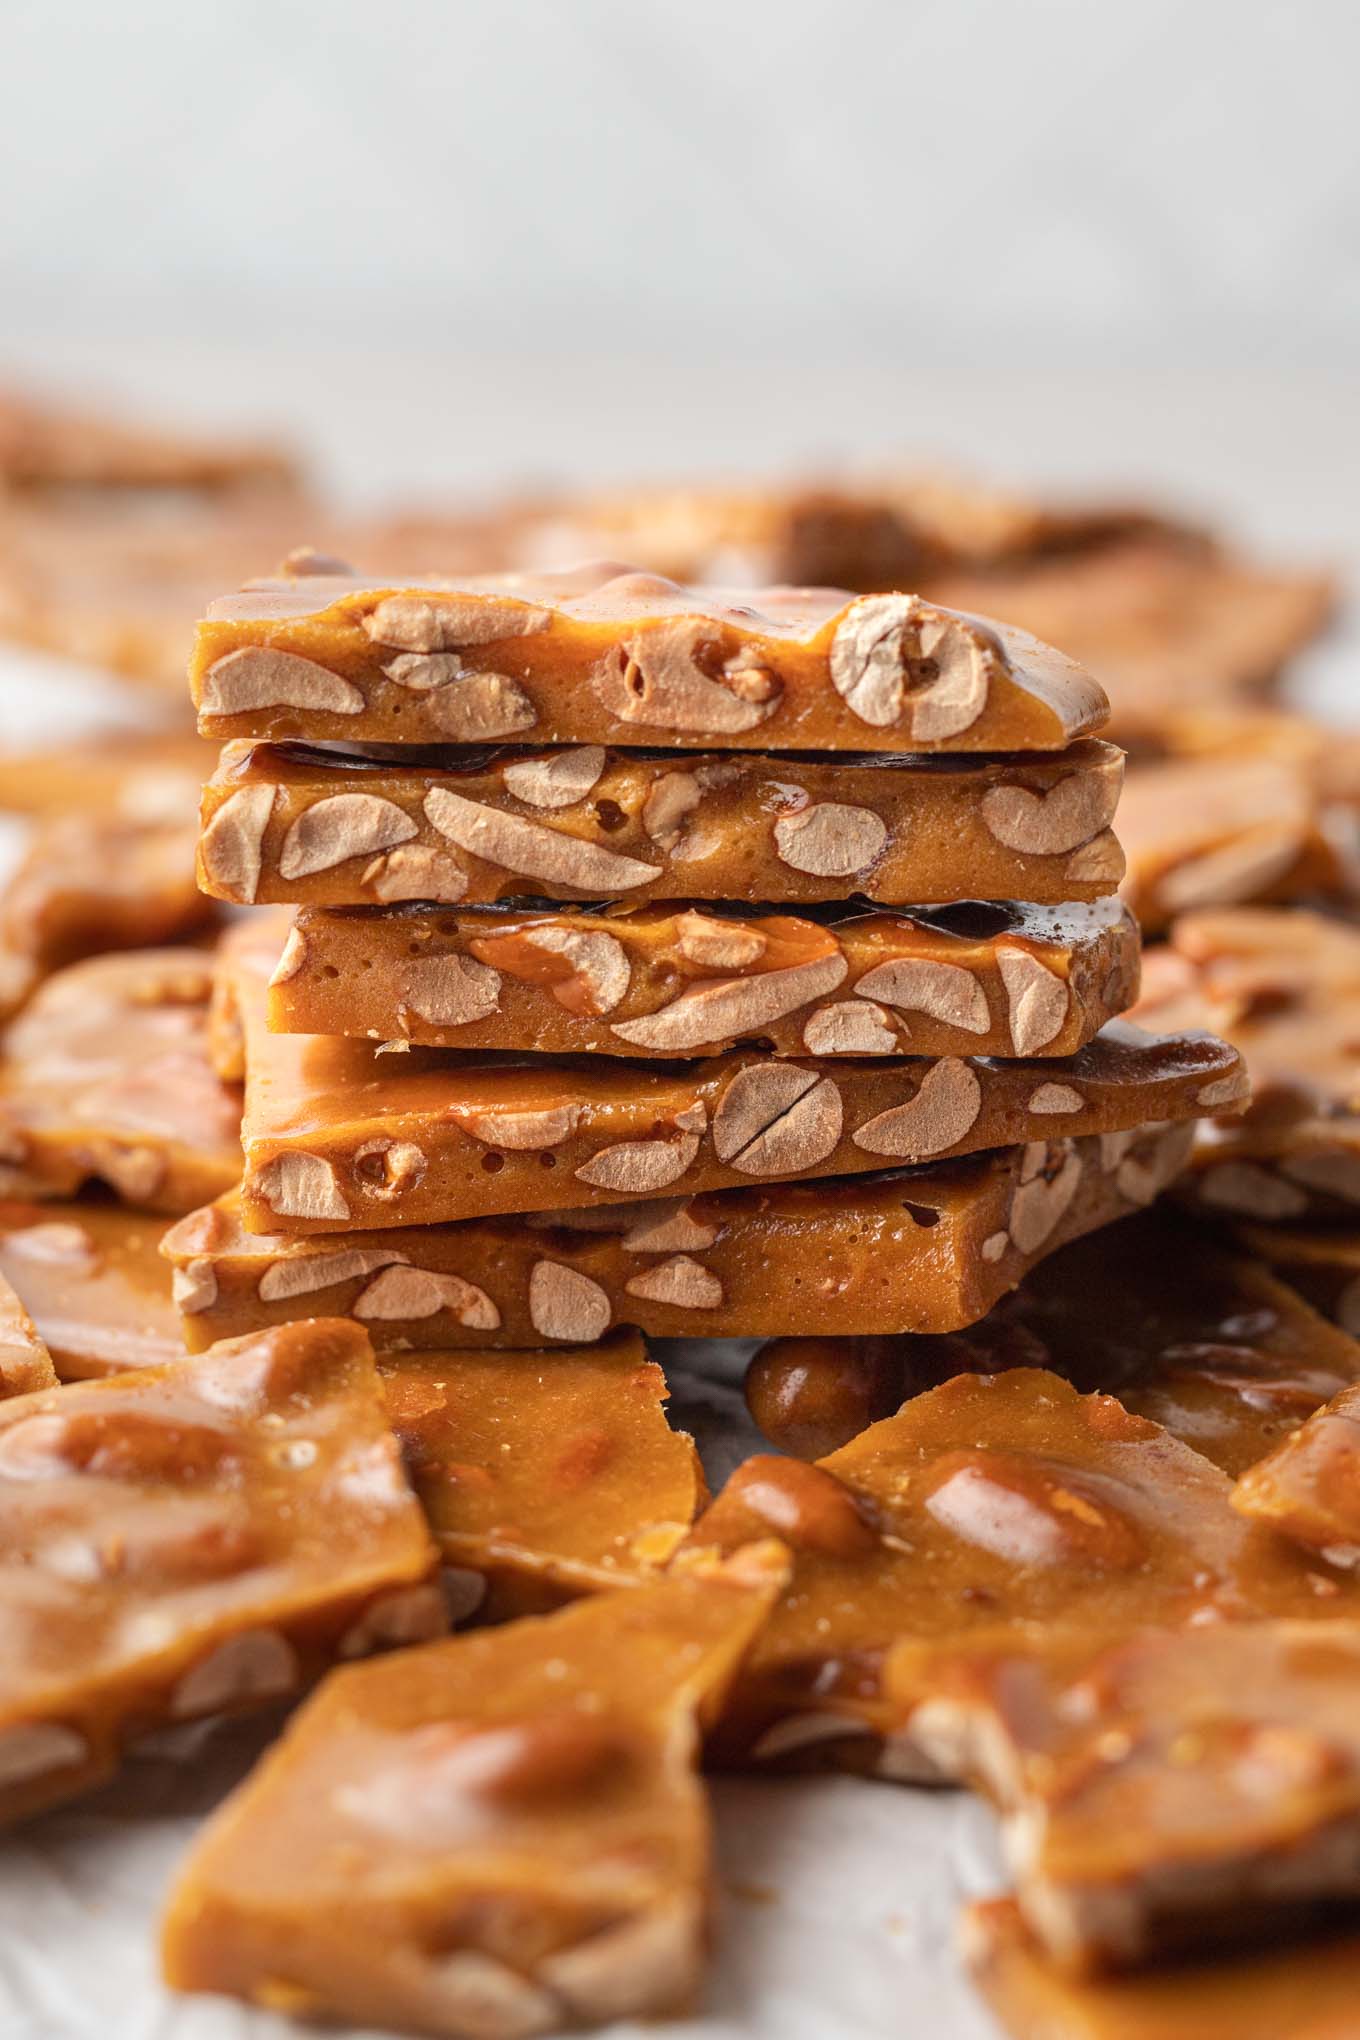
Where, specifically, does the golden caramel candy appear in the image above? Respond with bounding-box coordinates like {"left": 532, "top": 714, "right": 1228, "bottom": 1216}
{"left": 381, "top": 1333, "right": 705, "bottom": 1618}
{"left": 0, "top": 1267, "right": 55, "bottom": 1397}
{"left": 0, "top": 815, "right": 212, "bottom": 1021}
{"left": 0, "top": 1200, "right": 182, "bottom": 1380}
{"left": 1232, "top": 1382, "right": 1360, "bottom": 1566}
{"left": 897, "top": 1622, "right": 1360, "bottom": 1972}
{"left": 0, "top": 1318, "right": 441, "bottom": 1824}
{"left": 198, "top": 735, "right": 1127, "bottom": 910}
{"left": 0, "top": 948, "right": 242, "bottom": 1213}
{"left": 163, "top": 1124, "right": 1194, "bottom": 1351}
{"left": 745, "top": 1210, "right": 1360, "bottom": 1475}
{"left": 161, "top": 1547, "right": 787, "bottom": 2038}
{"left": 191, "top": 561, "right": 1109, "bottom": 754}
{"left": 223, "top": 921, "right": 1235, "bottom": 1232}
{"left": 964, "top": 1894, "right": 1360, "bottom": 2040}
{"left": 684, "top": 1368, "right": 1353, "bottom": 1777}
{"left": 270, "top": 896, "right": 1140, "bottom": 1062}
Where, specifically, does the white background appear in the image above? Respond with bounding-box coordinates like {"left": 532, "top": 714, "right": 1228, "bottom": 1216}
{"left": 0, "top": 5, "right": 1357, "bottom": 2036}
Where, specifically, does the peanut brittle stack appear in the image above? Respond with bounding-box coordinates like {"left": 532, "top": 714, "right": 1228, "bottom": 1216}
{"left": 174, "top": 558, "right": 1240, "bottom": 1354}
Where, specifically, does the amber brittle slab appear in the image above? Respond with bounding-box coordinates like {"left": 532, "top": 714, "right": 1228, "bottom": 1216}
{"left": 161, "top": 1547, "right": 786, "bottom": 2038}
{"left": 894, "top": 1621, "right": 1360, "bottom": 1972}
{"left": 269, "top": 896, "right": 1140, "bottom": 1062}
{"left": 964, "top": 1894, "right": 1360, "bottom": 2040}
{"left": 164, "top": 1126, "right": 1194, "bottom": 1351}
{"left": 226, "top": 912, "right": 1235, "bottom": 1231}
{"left": 682, "top": 1368, "right": 1352, "bottom": 1777}
{"left": 743, "top": 1210, "right": 1360, "bottom": 1475}
{"left": 191, "top": 563, "right": 1108, "bottom": 754}
{"left": 0, "top": 949, "right": 242, "bottom": 1213}
{"left": 380, "top": 1332, "right": 705, "bottom": 1618}
{"left": 0, "top": 1200, "right": 182, "bottom": 1380}
{"left": 198, "top": 736, "right": 1126, "bottom": 911}
{"left": 0, "top": 1319, "right": 441, "bottom": 1824}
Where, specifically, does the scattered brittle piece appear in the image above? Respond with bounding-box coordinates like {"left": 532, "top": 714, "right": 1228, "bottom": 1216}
{"left": 191, "top": 562, "right": 1108, "bottom": 753}
{"left": 223, "top": 919, "right": 1235, "bottom": 1232}
{"left": 197, "top": 737, "right": 1127, "bottom": 911}
{"left": 0, "top": 1318, "right": 441, "bottom": 1824}
{"left": 896, "top": 1621, "right": 1360, "bottom": 1971}
{"left": 381, "top": 1332, "right": 705, "bottom": 1619}
{"left": 163, "top": 1125, "right": 1193, "bottom": 1351}
{"left": 269, "top": 897, "right": 1140, "bottom": 1063}
{"left": 0, "top": 949, "right": 242, "bottom": 1213}
{"left": 683, "top": 1368, "right": 1351, "bottom": 1779}
{"left": 0, "top": 1199, "right": 182, "bottom": 1380}
{"left": 964, "top": 1892, "right": 1360, "bottom": 2039}
{"left": 745, "top": 1209, "right": 1360, "bottom": 1475}
{"left": 160, "top": 1544, "right": 786, "bottom": 2037}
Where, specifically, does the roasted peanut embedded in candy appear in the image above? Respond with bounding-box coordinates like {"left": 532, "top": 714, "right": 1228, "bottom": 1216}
{"left": 718, "top": 1455, "right": 879, "bottom": 1559}
{"left": 921, "top": 1448, "right": 1145, "bottom": 1570}
{"left": 744, "top": 1338, "right": 907, "bottom": 1459}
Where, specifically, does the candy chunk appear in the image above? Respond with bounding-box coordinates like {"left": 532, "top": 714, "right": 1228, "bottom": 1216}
{"left": 381, "top": 1333, "right": 705, "bottom": 1616}
{"left": 271, "top": 897, "right": 1140, "bottom": 1063}
{"left": 745, "top": 1210, "right": 1360, "bottom": 1474}
{"left": 224, "top": 919, "right": 1236, "bottom": 1232}
{"left": 197, "top": 737, "right": 1126, "bottom": 910}
{"left": 684, "top": 1368, "right": 1355, "bottom": 1777}
{"left": 903, "top": 1622, "right": 1360, "bottom": 1971}
{"left": 164, "top": 1125, "right": 1195, "bottom": 1351}
{"left": 0, "top": 1200, "right": 182, "bottom": 1380}
{"left": 0, "top": 949, "right": 242, "bottom": 1213}
{"left": 161, "top": 1546, "right": 786, "bottom": 2036}
{"left": 964, "top": 1893, "right": 1360, "bottom": 2039}
{"left": 191, "top": 563, "right": 1108, "bottom": 753}
{"left": 0, "top": 1318, "right": 439, "bottom": 1823}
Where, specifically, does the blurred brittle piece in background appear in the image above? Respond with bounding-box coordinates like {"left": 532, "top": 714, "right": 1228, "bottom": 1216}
{"left": 964, "top": 1894, "right": 1360, "bottom": 2040}
{"left": 0, "top": 1200, "right": 183, "bottom": 1381}
{"left": 0, "top": 948, "right": 241, "bottom": 1213}
{"left": 1131, "top": 906, "right": 1360, "bottom": 1223}
{"left": 0, "top": 816, "right": 215, "bottom": 1022}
